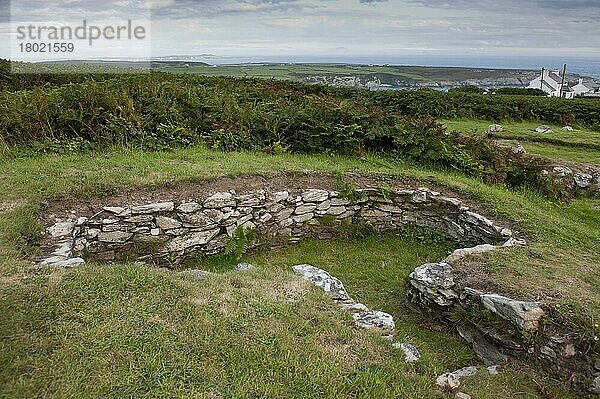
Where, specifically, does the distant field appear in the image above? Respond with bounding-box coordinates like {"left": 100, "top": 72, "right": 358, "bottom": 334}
{"left": 440, "top": 119, "right": 600, "bottom": 164}
{"left": 156, "top": 63, "right": 537, "bottom": 85}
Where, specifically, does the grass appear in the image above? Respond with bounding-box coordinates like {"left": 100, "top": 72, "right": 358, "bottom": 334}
{"left": 498, "top": 139, "right": 600, "bottom": 164}
{"left": 0, "top": 147, "right": 598, "bottom": 313}
{"left": 0, "top": 146, "right": 598, "bottom": 397}
{"left": 439, "top": 118, "right": 600, "bottom": 164}
{"left": 0, "top": 234, "right": 574, "bottom": 398}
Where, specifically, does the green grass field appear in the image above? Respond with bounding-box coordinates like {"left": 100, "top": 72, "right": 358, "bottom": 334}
{"left": 0, "top": 232, "right": 575, "bottom": 398}
{"left": 155, "top": 63, "right": 532, "bottom": 85}
{"left": 440, "top": 119, "right": 600, "bottom": 164}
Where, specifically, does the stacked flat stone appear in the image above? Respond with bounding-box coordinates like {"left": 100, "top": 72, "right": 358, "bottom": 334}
{"left": 49, "top": 187, "right": 513, "bottom": 266}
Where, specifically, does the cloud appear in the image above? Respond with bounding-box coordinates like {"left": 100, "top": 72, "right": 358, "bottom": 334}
{"left": 1, "top": 0, "right": 599, "bottom": 59}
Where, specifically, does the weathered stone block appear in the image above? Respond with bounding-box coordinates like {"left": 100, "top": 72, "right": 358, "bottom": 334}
{"left": 131, "top": 202, "right": 174, "bottom": 214}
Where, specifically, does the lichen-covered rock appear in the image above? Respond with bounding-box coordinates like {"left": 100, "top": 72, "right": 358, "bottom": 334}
{"left": 436, "top": 367, "right": 477, "bottom": 392}
{"left": 409, "top": 263, "right": 457, "bottom": 306}
{"left": 591, "top": 376, "right": 600, "bottom": 394}
{"left": 42, "top": 257, "right": 85, "bottom": 268}
{"left": 487, "top": 124, "right": 503, "bottom": 134}
{"left": 301, "top": 189, "right": 329, "bottom": 203}
{"left": 98, "top": 231, "right": 133, "bottom": 244}
{"left": 535, "top": 125, "right": 552, "bottom": 133}
{"left": 457, "top": 324, "right": 508, "bottom": 366}
{"left": 513, "top": 143, "right": 527, "bottom": 155}
{"left": 235, "top": 263, "right": 255, "bottom": 272}
{"left": 103, "top": 206, "right": 126, "bottom": 215}
{"left": 436, "top": 372, "right": 460, "bottom": 391}
{"left": 445, "top": 244, "right": 497, "bottom": 264}
{"left": 553, "top": 166, "right": 573, "bottom": 177}
{"left": 177, "top": 202, "right": 202, "bottom": 213}
{"left": 574, "top": 173, "right": 593, "bottom": 188}
{"left": 353, "top": 310, "right": 395, "bottom": 336}
{"left": 186, "top": 269, "right": 211, "bottom": 279}
{"left": 480, "top": 294, "right": 545, "bottom": 331}
{"left": 393, "top": 342, "right": 421, "bottom": 363}
{"left": 295, "top": 204, "right": 317, "bottom": 215}
{"left": 47, "top": 220, "right": 75, "bottom": 238}
{"left": 163, "top": 229, "right": 220, "bottom": 252}
{"left": 131, "top": 202, "right": 174, "bottom": 214}
{"left": 156, "top": 216, "right": 182, "bottom": 230}
{"left": 292, "top": 264, "right": 349, "bottom": 300}
{"left": 204, "top": 193, "right": 236, "bottom": 209}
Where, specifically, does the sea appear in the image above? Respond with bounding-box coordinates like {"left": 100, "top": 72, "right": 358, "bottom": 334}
{"left": 208, "top": 55, "right": 600, "bottom": 79}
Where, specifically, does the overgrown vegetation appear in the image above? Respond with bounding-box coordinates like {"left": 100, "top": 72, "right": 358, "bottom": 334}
{"left": 1, "top": 60, "right": 576, "bottom": 199}
{"left": 369, "top": 89, "right": 600, "bottom": 129}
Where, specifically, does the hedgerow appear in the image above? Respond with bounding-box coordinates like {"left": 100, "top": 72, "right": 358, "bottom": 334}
{"left": 0, "top": 68, "right": 570, "bottom": 198}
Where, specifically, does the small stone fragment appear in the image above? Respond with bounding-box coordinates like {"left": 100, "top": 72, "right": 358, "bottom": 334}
{"left": 540, "top": 345, "right": 557, "bottom": 358}
{"left": 47, "top": 220, "right": 75, "bottom": 238}
{"left": 392, "top": 343, "right": 421, "bottom": 363}
{"left": 131, "top": 202, "right": 174, "bottom": 214}
{"left": 487, "top": 124, "right": 503, "bottom": 134}
{"left": 235, "top": 263, "right": 255, "bottom": 272}
{"left": 487, "top": 365, "right": 500, "bottom": 375}
{"left": 187, "top": 270, "right": 211, "bottom": 279}
{"left": 98, "top": 231, "right": 133, "bottom": 244}
{"left": 591, "top": 376, "right": 600, "bottom": 394}
{"left": 535, "top": 125, "right": 552, "bottom": 134}
{"left": 455, "top": 393, "right": 472, "bottom": 399}
{"left": 480, "top": 294, "right": 545, "bottom": 331}
{"left": 561, "top": 344, "right": 576, "bottom": 358}
{"left": 436, "top": 373, "right": 460, "bottom": 391}
{"left": 204, "top": 193, "right": 236, "bottom": 209}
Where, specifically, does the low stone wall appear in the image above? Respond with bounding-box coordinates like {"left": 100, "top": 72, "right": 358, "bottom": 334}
{"left": 38, "top": 185, "right": 598, "bottom": 394}
{"left": 55, "top": 187, "right": 512, "bottom": 267}
{"left": 408, "top": 247, "right": 599, "bottom": 394}
{"left": 545, "top": 164, "right": 600, "bottom": 195}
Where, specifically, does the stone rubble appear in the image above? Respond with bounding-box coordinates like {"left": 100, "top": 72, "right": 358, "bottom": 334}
{"left": 293, "top": 264, "right": 395, "bottom": 338}
{"left": 535, "top": 125, "right": 552, "bottom": 134}
{"left": 436, "top": 366, "right": 477, "bottom": 392}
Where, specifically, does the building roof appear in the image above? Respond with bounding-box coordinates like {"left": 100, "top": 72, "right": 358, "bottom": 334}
{"left": 541, "top": 80, "right": 556, "bottom": 92}
{"left": 580, "top": 81, "right": 600, "bottom": 90}
{"left": 546, "top": 72, "right": 563, "bottom": 83}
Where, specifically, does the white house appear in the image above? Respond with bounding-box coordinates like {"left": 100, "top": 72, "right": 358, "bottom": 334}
{"left": 572, "top": 78, "right": 600, "bottom": 96}
{"left": 527, "top": 69, "right": 575, "bottom": 99}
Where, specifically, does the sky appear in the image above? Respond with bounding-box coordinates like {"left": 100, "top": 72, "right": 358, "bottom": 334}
{"left": 2, "top": 0, "right": 600, "bottom": 63}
